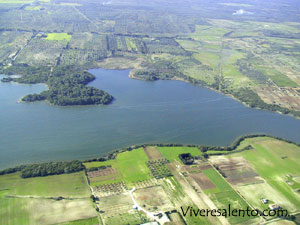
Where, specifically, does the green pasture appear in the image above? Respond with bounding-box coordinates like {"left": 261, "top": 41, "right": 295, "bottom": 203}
{"left": 227, "top": 137, "right": 300, "bottom": 212}
{"left": 157, "top": 146, "right": 202, "bottom": 163}
{"left": 84, "top": 148, "right": 152, "bottom": 186}
{"left": 25, "top": 6, "right": 42, "bottom": 10}
{"left": 117, "top": 148, "right": 151, "bottom": 185}
{"left": 202, "top": 168, "right": 254, "bottom": 224}
{"left": 57, "top": 217, "right": 99, "bottom": 225}
{"left": 45, "top": 33, "right": 72, "bottom": 41}
{"left": 0, "top": 171, "right": 90, "bottom": 197}
{"left": 104, "top": 212, "right": 148, "bottom": 225}
{"left": 0, "top": 172, "right": 95, "bottom": 225}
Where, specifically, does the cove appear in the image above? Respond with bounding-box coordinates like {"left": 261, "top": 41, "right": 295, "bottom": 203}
{"left": 1, "top": 68, "right": 300, "bottom": 169}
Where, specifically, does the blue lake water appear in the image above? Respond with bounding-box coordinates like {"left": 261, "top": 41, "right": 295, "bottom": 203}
{"left": 0, "top": 68, "right": 300, "bottom": 169}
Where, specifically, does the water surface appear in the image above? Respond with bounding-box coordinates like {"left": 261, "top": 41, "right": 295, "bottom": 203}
{"left": 1, "top": 69, "right": 300, "bottom": 169}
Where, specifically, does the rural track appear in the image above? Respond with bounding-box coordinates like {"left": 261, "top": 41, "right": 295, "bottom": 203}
{"left": 84, "top": 170, "right": 105, "bottom": 225}
{"left": 168, "top": 162, "right": 229, "bottom": 225}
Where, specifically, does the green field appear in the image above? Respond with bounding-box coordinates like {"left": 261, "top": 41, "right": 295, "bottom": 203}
{"left": 0, "top": 0, "right": 33, "bottom": 3}
{"left": 0, "top": 171, "right": 90, "bottom": 197}
{"left": 25, "top": 6, "right": 42, "bottom": 10}
{"left": 84, "top": 148, "right": 152, "bottom": 186}
{"left": 157, "top": 146, "right": 202, "bottom": 163}
{"left": 0, "top": 172, "right": 96, "bottom": 225}
{"left": 117, "top": 148, "right": 151, "bottom": 185}
{"left": 57, "top": 217, "right": 99, "bottom": 225}
{"left": 161, "top": 177, "right": 210, "bottom": 225}
{"left": 193, "top": 52, "right": 220, "bottom": 70}
{"left": 45, "top": 33, "right": 72, "bottom": 41}
{"left": 84, "top": 159, "right": 119, "bottom": 169}
{"left": 125, "top": 37, "right": 137, "bottom": 51}
{"left": 104, "top": 212, "right": 148, "bottom": 225}
{"left": 225, "top": 137, "right": 300, "bottom": 213}
{"left": 257, "top": 65, "right": 298, "bottom": 87}
{"left": 84, "top": 159, "right": 123, "bottom": 186}
{"left": 202, "top": 168, "right": 254, "bottom": 224}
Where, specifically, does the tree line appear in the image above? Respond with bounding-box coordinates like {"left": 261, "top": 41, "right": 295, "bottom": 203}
{"left": 0, "top": 160, "right": 84, "bottom": 178}
{"left": 1, "top": 134, "right": 299, "bottom": 176}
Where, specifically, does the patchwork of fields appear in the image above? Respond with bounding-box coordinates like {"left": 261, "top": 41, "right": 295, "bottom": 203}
{"left": 0, "top": 137, "right": 299, "bottom": 224}
{"left": 0, "top": 172, "right": 98, "bottom": 225}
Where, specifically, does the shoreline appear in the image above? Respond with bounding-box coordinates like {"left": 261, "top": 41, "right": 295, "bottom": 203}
{"left": 128, "top": 71, "right": 300, "bottom": 120}
{"left": 2, "top": 64, "right": 299, "bottom": 119}
{"left": 1, "top": 133, "right": 299, "bottom": 172}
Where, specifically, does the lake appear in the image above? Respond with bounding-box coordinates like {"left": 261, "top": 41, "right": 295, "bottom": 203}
{"left": 0, "top": 68, "right": 300, "bottom": 169}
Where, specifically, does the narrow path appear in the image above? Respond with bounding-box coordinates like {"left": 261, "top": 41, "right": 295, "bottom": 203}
{"left": 168, "top": 162, "right": 227, "bottom": 225}
{"left": 84, "top": 171, "right": 105, "bottom": 225}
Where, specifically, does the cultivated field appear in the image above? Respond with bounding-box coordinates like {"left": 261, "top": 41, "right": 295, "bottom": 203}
{"left": 144, "top": 146, "right": 164, "bottom": 160}
{"left": 0, "top": 172, "right": 97, "bottom": 225}
{"left": 0, "top": 171, "right": 90, "bottom": 197}
{"left": 210, "top": 137, "right": 300, "bottom": 218}
{"left": 1, "top": 137, "right": 299, "bottom": 224}
{"left": 133, "top": 185, "right": 173, "bottom": 212}
{"left": 210, "top": 156, "right": 261, "bottom": 185}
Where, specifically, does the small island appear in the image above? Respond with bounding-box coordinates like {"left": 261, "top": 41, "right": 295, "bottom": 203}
{"left": 1, "top": 65, "right": 113, "bottom": 106}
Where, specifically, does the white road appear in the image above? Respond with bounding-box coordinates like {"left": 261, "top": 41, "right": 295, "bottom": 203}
{"left": 129, "top": 187, "right": 170, "bottom": 224}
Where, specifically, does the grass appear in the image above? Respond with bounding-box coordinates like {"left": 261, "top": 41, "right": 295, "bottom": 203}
{"left": 0, "top": 171, "right": 90, "bottom": 197}
{"left": 84, "top": 148, "right": 152, "bottom": 186}
{"left": 0, "top": 198, "right": 30, "bottom": 225}
{"left": 157, "top": 146, "right": 202, "bottom": 163}
{"left": 0, "top": 0, "right": 33, "bottom": 3}
{"left": 161, "top": 178, "right": 209, "bottom": 224}
{"left": 202, "top": 168, "right": 254, "bottom": 224}
{"left": 202, "top": 168, "right": 231, "bottom": 193}
{"left": 117, "top": 148, "right": 151, "bottom": 185}
{"left": 25, "top": 6, "right": 42, "bottom": 10}
{"left": 226, "top": 137, "right": 300, "bottom": 213}
{"left": 193, "top": 52, "right": 220, "bottom": 70}
{"left": 84, "top": 159, "right": 123, "bottom": 186}
{"left": 57, "top": 217, "right": 99, "bottom": 225}
{"left": 60, "top": 3, "right": 82, "bottom": 6}
{"left": 257, "top": 65, "right": 298, "bottom": 87}
{"left": 104, "top": 212, "right": 148, "bottom": 225}
{"left": 0, "top": 172, "right": 96, "bottom": 225}
{"left": 176, "top": 39, "right": 202, "bottom": 52}
{"left": 125, "top": 37, "right": 137, "bottom": 51}
{"left": 222, "top": 50, "right": 252, "bottom": 88}
{"left": 45, "top": 33, "right": 72, "bottom": 41}
{"left": 1, "top": 198, "right": 97, "bottom": 225}
{"left": 84, "top": 160, "right": 118, "bottom": 169}
{"left": 191, "top": 26, "right": 228, "bottom": 42}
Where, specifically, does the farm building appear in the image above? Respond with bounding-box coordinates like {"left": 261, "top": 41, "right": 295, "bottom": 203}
{"left": 269, "top": 204, "right": 280, "bottom": 210}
